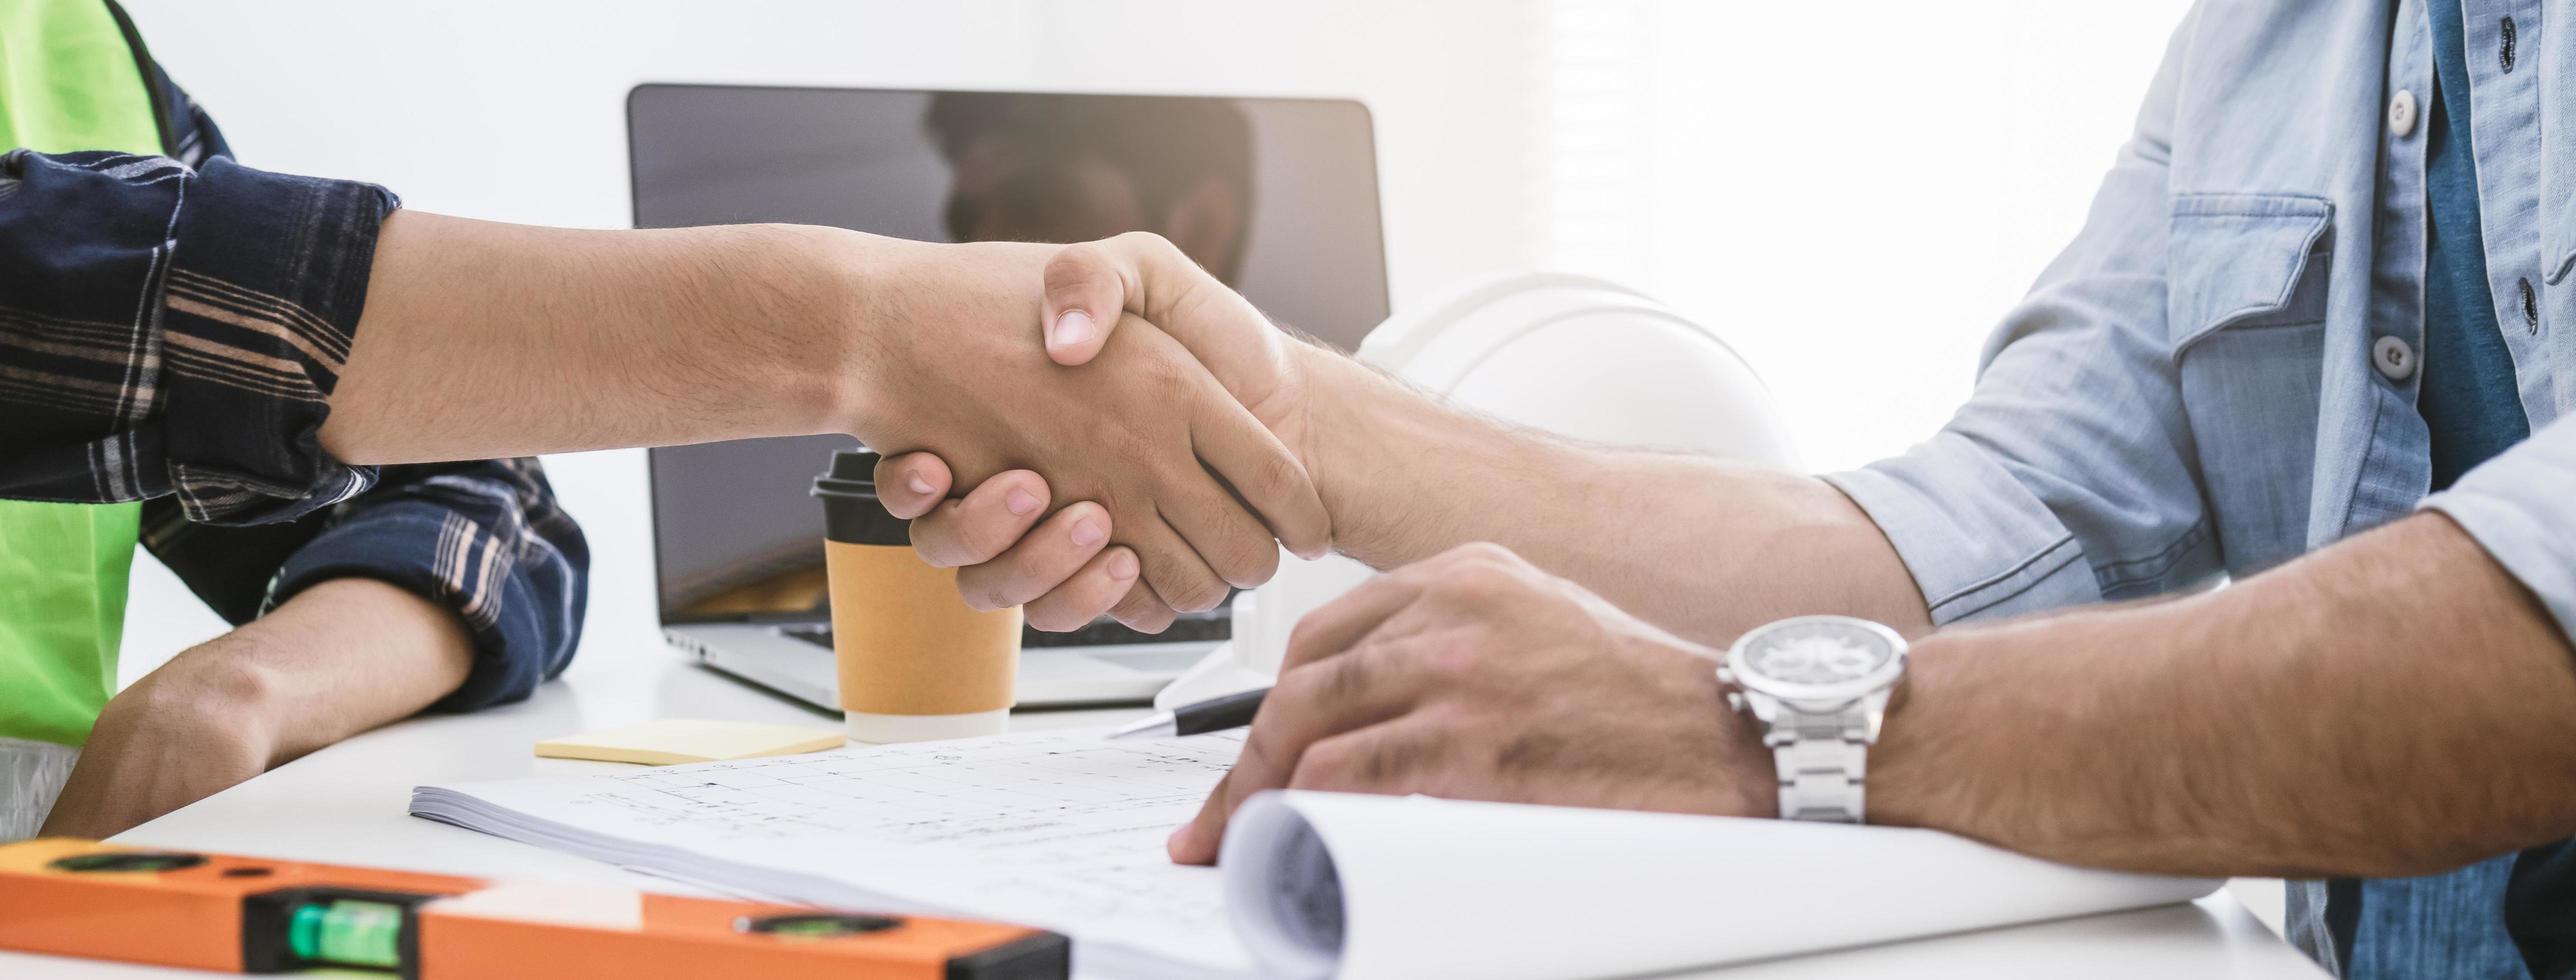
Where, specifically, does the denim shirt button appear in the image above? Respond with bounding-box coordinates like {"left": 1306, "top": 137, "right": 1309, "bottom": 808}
{"left": 2390, "top": 89, "right": 2420, "bottom": 137}
{"left": 2373, "top": 335, "right": 2417, "bottom": 381}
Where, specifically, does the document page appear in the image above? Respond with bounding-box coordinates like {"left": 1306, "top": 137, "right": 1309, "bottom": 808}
{"left": 414, "top": 729, "right": 1254, "bottom": 978}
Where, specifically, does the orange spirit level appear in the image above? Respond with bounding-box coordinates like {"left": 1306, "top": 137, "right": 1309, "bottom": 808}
{"left": 0, "top": 839, "right": 1067, "bottom": 979}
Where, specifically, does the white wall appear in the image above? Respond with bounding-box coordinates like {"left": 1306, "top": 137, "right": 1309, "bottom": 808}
{"left": 1531, "top": 0, "right": 2195, "bottom": 471}
{"left": 109, "top": 0, "right": 2199, "bottom": 677}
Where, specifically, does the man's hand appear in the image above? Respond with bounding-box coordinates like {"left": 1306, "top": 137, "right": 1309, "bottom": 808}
{"left": 846, "top": 237, "right": 1327, "bottom": 616}
{"left": 876, "top": 232, "right": 1334, "bottom": 629}
{"left": 39, "top": 579, "right": 471, "bottom": 839}
{"left": 1164, "top": 542, "right": 1775, "bottom": 865}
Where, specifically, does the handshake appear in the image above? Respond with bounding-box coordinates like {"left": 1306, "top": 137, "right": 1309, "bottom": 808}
{"left": 325, "top": 213, "right": 1815, "bottom": 864}
{"left": 849, "top": 232, "right": 1347, "bottom": 632}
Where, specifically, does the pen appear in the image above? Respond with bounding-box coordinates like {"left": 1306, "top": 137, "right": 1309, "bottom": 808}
{"left": 1106, "top": 688, "right": 1269, "bottom": 739}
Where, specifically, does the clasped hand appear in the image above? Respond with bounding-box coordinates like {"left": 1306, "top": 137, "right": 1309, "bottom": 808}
{"left": 848, "top": 237, "right": 1327, "bottom": 624}
{"left": 887, "top": 234, "right": 1770, "bottom": 865}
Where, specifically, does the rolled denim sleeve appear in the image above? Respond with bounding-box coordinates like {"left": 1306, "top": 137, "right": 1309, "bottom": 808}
{"left": 270, "top": 459, "right": 591, "bottom": 710}
{"left": 2421, "top": 415, "right": 2576, "bottom": 643}
{"left": 0, "top": 148, "right": 396, "bottom": 524}
{"left": 1821, "top": 11, "right": 2218, "bottom": 625}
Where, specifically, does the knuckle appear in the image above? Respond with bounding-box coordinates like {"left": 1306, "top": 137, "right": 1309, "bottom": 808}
{"left": 1112, "top": 589, "right": 1174, "bottom": 633}
{"left": 954, "top": 518, "right": 1012, "bottom": 563}
{"left": 1289, "top": 739, "right": 1359, "bottom": 789}
{"left": 955, "top": 569, "right": 1009, "bottom": 612}
{"left": 1208, "top": 529, "right": 1279, "bottom": 590}
{"left": 1044, "top": 242, "right": 1111, "bottom": 290}
{"left": 1250, "top": 449, "right": 1304, "bottom": 501}
{"left": 1416, "top": 632, "right": 1480, "bottom": 683}
{"left": 1236, "top": 539, "right": 1282, "bottom": 587}
{"left": 1143, "top": 346, "right": 1201, "bottom": 392}
{"left": 1103, "top": 425, "right": 1165, "bottom": 475}
{"left": 907, "top": 515, "right": 964, "bottom": 567}
{"left": 1112, "top": 230, "right": 1175, "bottom": 257}
{"left": 1166, "top": 575, "right": 1229, "bottom": 613}
{"left": 1272, "top": 660, "right": 1334, "bottom": 715}
{"left": 1236, "top": 726, "right": 1281, "bottom": 774}
{"left": 1322, "top": 649, "right": 1375, "bottom": 705}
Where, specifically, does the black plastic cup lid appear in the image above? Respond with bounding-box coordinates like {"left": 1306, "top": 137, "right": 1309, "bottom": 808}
{"left": 813, "top": 449, "right": 882, "bottom": 499}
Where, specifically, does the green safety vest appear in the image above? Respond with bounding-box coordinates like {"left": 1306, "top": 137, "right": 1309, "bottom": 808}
{"left": 0, "top": 0, "right": 169, "bottom": 749}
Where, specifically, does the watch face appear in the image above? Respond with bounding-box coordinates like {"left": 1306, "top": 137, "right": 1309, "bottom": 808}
{"left": 1731, "top": 616, "right": 1904, "bottom": 696}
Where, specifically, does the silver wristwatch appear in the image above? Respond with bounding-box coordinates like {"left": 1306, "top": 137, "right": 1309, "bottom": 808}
{"left": 1719, "top": 615, "right": 1908, "bottom": 823}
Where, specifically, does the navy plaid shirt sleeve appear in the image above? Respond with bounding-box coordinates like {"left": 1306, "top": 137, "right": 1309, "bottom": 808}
{"left": 1, "top": 79, "right": 588, "bottom": 710}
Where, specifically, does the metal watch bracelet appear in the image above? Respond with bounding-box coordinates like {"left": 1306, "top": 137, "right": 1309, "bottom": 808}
{"left": 1768, "top": 709, "right": 1869, "bottom": 823}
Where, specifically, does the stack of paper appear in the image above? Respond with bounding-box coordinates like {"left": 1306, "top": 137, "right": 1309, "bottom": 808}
{"left": 415, "top": 730, "right": 1254, "bottom": 978}
{"left": 410, "top": 728, "right": 2216, "bottom": 978}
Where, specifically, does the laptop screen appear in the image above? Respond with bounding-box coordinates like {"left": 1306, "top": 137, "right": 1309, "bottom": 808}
{"left": 629, "top": 85, "right": 1388, "bottom": 623}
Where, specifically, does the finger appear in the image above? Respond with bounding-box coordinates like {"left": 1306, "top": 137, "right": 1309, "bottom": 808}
{"left": 1153, "top": 448, "right": 1284, "bottom": 593}
{"left": 1024, "top": 545, "right": 1142, "bottom": 631}
{"left": 1093, "top": 233, "right": 1287, "bottom": 406}
{"left": 1168, "top": 639, "right": 1429, "bottom": 864}
{"left": 1041, "top": 243, "right": 1126, "bottom": 366}
{"left": 872, "top": 452, "right": 954, "bottom": 520}
{"left": 1189, "top": 379, "right": 1330, "bottom": 561}
{"left": 1109, "top": 579, "right": 1178, "bottom": 633}
{"left": 1285, "top": 721, "right": 1448, "bottom": 796}
{"left": 1169, "top": 772, "right": 1236, "bottom": 865}
{"left": 1277, "top": 570, "right": 1436, "bottom": 673}
{"left": 1130, "top": 514, "right": 1234, "bottom": 613}
{"left": 952, "top": 502, "right": 1113, "bottom": 612}
{"left": 906, "top": 470, "right": 1050, "bottom": 569}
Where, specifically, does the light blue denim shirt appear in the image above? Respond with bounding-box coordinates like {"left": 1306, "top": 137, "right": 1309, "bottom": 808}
{"left": 1823, "top": 1, "right": 2576, "bottom": 976}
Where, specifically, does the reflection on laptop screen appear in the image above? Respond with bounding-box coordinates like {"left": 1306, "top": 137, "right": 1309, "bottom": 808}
{"left": 630, "top": 86, "right": 1387, "bottom": 622}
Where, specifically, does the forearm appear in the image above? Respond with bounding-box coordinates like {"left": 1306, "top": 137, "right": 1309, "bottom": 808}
{"left": 38, "top": 578, "right": 471, "bottom": 838}
{"left": 160, "top": 578, "right": 473, "bottom": 765}
{"left": 323, "top": 211, "right": 893, "bottom": 462}
{"left": 1872, "top": 513, "right": 2576, "bottom": 877}
{"left": 1298, "top": 349, "right": 1931, "bottom": 644}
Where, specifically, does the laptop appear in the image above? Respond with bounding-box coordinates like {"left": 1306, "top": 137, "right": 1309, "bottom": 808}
{"left": 627, "top": 84, "right": 1389, "bottom": 708}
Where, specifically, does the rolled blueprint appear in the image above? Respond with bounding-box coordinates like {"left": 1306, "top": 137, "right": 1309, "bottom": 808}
{"left": 1222, "top": 791, "right": 2218, "bottom": 980}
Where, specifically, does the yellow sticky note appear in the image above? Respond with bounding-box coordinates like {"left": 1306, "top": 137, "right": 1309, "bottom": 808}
{"left": 534, "top": 719, "right": 845, "bottom": 766}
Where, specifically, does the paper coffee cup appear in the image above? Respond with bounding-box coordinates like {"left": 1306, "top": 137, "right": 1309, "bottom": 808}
{"left": 813, "top": 450, "right": 1021, "bottom": 742}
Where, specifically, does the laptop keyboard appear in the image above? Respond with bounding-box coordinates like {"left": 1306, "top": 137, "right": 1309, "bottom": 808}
{"left": 783, "top": 611, "right": 1231, "bottom": 653}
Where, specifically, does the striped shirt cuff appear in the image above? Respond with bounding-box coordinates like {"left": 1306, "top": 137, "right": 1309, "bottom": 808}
{"left": 160, "top": 157, "right": 399, "bottom": 524}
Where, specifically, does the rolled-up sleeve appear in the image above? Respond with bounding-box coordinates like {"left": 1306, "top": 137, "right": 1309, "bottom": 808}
{"left": 2422, "top": 415, "right": 2576, "bottom": 644}
{"left": 142, "top": 457, "right": 591, "bottom": 712}
{"left": 9, "top": 79, "right": 588, "bottom": 710}
{"left": 1820, "top": 11, "right": 2216, "bottom": 626}
{"left": 1825, "top": 434, "right": 2101, "bottom": 623}
{"left": 0, "top": 148, "right": 397, "bottom": 524}
{"left": 270, "top": 459, "right": 590, "bottom": 710}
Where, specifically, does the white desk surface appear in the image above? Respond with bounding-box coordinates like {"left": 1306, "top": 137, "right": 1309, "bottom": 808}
{"left": 7, "top": 618, "right": 2326, "bottom": 979}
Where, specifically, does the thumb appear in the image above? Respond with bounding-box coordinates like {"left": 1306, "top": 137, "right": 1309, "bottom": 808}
{"left": 1041, "top": 241, "right": 1125, "bottom": 366}
{"left": 1049, "top": 232, "right": 1291, "bottom": 415}
{"left": 872, "top": 452, "right": 953, "bottom": 520}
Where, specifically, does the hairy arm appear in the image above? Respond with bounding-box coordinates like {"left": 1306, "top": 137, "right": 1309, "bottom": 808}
{"left": 1875, "top": 512, "right": 2576, "bottom": 877}
{"left": 1288, "top": 348, "right": 1932, "bottom": 644}
{"left": 41, "top": 579, "right": 471, "bottom": 838}
{"left": 883, "top": 233, "right": 1929, "bottom": 646}
{"left": 323, "top": 211, "right": 894, "bottom": 461}
{"left": 322, "top": 212, "right": 1326, "bottom": 612}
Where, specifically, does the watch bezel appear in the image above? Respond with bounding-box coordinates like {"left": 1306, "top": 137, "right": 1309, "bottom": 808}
{"left": 1723, "top": 615, "right": 1909, "bottom": 705}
